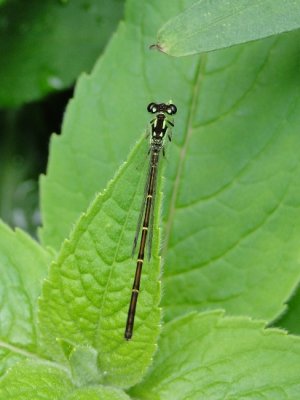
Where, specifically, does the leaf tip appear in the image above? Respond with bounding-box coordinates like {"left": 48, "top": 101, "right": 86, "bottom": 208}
{"left": 149, "top": 43, "right": 165, "bottom": 53}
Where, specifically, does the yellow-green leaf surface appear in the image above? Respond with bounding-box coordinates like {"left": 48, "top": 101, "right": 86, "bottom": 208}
{"left": 0, "top": 0, "right": 124, "bottom": 106}
{"left": 0, "top": 221, "right": 52, "bottom": 376}
{"left": 153, "top": 0, "right": 300, "bottom": 56}
{"left": 0, "top": 360, "right": 72, "bottom": 399}
{"left": 38, "top": 139, "right": 162, "bottom": 388}
{"left": 40, "top": 0, "right": 300, "bottom": 329}
{"left": 0, "top": 360, "right": 129, "bottom": 400}
{"left": 65, "top": 386, "right": 130, "bottom": 400}
{"left": 131, "top": 311, "right": 300, "bottom": 399}
{"left": 68, "top": 346, "right": 100, "bottom": 387}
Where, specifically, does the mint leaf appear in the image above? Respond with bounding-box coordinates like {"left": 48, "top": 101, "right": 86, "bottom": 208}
{"left": 39, "top": 0, "right": 192, "bottom": 250}
{"left": 65, "top": 386, "right": 131, "bottom": 400}
{"left": 275, "top": 287, "right": 300, "bottom": 335}
{"left": 0, "top": 0, "right": 124, "bottom": 106}
{"left": 162, "top": 30, "right": 300, "bottom": 323}
{"left": 153, "top": 0, "right": 300, "bottom": 56}
{"left": 0, "top": 359, "right": 130, "bottom": 400}
{"left": 40, "top": 0, "right": 300, "bottom": 327}
{"left": 68, "top": 345, "right": 101, "bottom": 386}
{"left": 39, "top": 138, "right": 162, "bottom": 388}
{"left": 0, "top": 221, "right": 52, "bottom": 375}
{"left": 131, "top": 311, "right": 300, "bottom": 399}
{"left": 0, "top": 360, "right": 72, "bottom": 399}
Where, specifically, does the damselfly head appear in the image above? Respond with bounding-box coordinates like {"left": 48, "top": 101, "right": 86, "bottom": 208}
{"left": 147, "top": 102, "right": 177, "bottom": 115}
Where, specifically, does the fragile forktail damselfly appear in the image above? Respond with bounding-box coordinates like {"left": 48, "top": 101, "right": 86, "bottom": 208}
{"left": 124, "top": 101, "right": 177, "bottom": 340}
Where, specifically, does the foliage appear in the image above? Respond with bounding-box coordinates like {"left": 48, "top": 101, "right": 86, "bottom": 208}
{"left": 153, "top": 0, "right": 300, "bottom": 56}
{"left": 1, "top": 0, "right": 300, "bottom": 398}
{"left": 0, "top": 0, "right": 124, "bottom": 106}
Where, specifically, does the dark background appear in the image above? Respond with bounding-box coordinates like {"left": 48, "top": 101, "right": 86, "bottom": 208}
{"left": 0, "top": 0, "right": 124, "bottom": 237}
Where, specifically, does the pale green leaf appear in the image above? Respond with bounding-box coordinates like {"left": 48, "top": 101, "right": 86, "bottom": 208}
{"left": 40, "top": 0, "right": 300, "bottom": 327}
{"left": 0, "top": 221, "right": 52, "bottom": 375}
{"left": 154, "top": 0, "right": 300, "bottom": 56}
{"left": 38, "top": 138, "right": 162, "bottom": 388}
{"left": 131, "top": 311, "right": 300, "bottom": 399}
{"left": 0, "top": 0, "right": 124, "bottom": 106}
{"left": 0, "top": 359, "right": 130, "bottom": 400}
{"left": 65, "top": 386, "right": 131, "bottom": 400}
{"left": 162, "top": 31, "right": 300, "bottom": 323}
{"left": 0, "top": 360, "right": 72, "bottom": 399}
{"left": 68, "top": 345, "right": 101, "bottom": 387}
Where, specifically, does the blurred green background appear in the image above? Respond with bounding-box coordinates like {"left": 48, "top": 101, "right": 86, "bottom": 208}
{"left": 0, "top": 0, "right": 124, "bottom": 237}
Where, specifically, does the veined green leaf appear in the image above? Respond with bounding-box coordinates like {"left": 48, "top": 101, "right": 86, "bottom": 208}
{"left": 65, "top": 387, "right": 131, "bottom": 400}
{"left": 0, "top": 359, "right": 130, "bottom": 400}
{"left": 153, "top": 0, "right": 300, "bottom": 56}
{"left": 39, "top": 0, "right": 194, "bottom": 251}
{"left": 131, "top": 311, "right": 300, "bottom": 399}
{"left": 0, "top": 221, "right": 52, "bottom": 375}
{"left": 162, "top": 31, "right": 300, "bottom": 323}
{"left": 0, "top": 360, "right": 72, "bottom": 399}
{"left": 40, "top": 0, "right": 300, "bottom": 329}
{"left": 38, "top": 138, "right": 162, "bottom": 388}
{"left": 68, "top": 345, "right": 101, "bottom": 387}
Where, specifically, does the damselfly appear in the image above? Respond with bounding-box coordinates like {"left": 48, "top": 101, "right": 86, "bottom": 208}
{"left": 125, "top": 102, "right": 177, "bottom": 340}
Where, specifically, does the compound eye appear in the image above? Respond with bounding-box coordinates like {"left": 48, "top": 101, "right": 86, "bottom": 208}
{"left": 169, "top": 104, "right": 177, "bottom": 115}
{"left": 147, "top": 103, "right": 157, "bottom": 113}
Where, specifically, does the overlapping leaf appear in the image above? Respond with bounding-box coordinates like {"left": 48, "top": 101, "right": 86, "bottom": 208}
{"left": 0, "top": 221, "right": 51, "bottom": 376}
{"left": 276, "top": 289, "right": 300, "bottom": 335}
{"left": 153, "top": 0, "right": 300, "bottom": 56}
{"left": 39, "top": 138, "right": 162, "bottom": 388}
{"left": 0, "top": 0, "right": 300, "bottom": 397}
{"left": 40, "top": 0, "right": 300, "bottom": 327}
{"left": 39, "top": 0, "right": 195, "bottom": 250}
{"left": 0, "top": 360, "right": 130, "bottom": 400}
{"left": 131, "top": 311, "right": 300, "bottom": 399}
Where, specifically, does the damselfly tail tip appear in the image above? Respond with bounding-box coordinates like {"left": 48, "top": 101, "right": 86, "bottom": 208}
{"left": 124, "top": 331, "right": 132, "bottom": 341}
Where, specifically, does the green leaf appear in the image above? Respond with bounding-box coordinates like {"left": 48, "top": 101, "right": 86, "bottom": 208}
{"left": 0, "top": 0, "right": 124, "bottom": 106}
{"left": 40, "top": 0, "right": 300, "bottom": 328}
{"left": 68, "top": 345, "right": 101, "bottom": 386}
{"left": 39, "top": 0, "right": 193, "bottom": 251}
{"left": 0, "top": 359, "right": 130, "bottom": 400}
{"left": 162, "top": 30, "right": 300, "bottom": 324}
{"left": 153, "top": 0, "right": 300, "bottom": 56}
{"left": 0, "top": 221, "right": 52, "bottom": 375}
{"left": 131, "top": 311, "right": 300, "bottom": 399}
{"left": 0, "top": 360, "right": 72, "bottom": 399}
{"left": 275, "top": 287, "right": 300, "bottom": 335}
{"left": 65, "top": 386, "right": 131, "bottom": 400}
{"left": 38, "top": 138, "right": 162, "bottom": 388}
